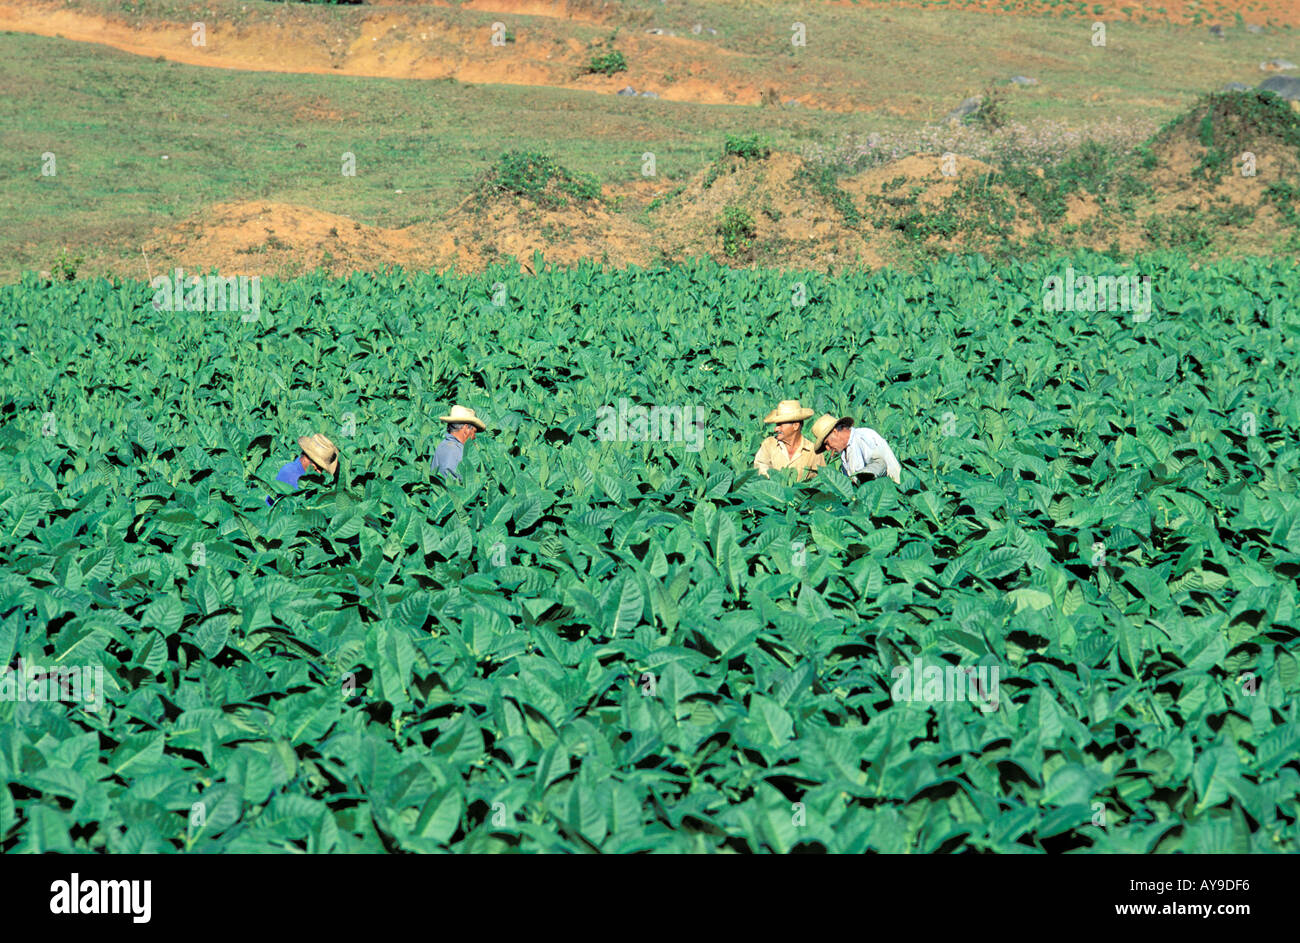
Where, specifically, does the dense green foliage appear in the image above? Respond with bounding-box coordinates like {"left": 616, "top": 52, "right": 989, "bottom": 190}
{"left": 1, "top": 253, "right": 1298, "bottom": 853}
{"left": 473, "top": 151, "right": 602, "bottom": 210}
{"left": 723, "top": 135, "right": 773, "bottom": 161}
{"left": 586, "top": 51, "right": 627, "bottom": 76}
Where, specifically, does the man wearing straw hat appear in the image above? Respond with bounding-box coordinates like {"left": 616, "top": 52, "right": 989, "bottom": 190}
{"left": 810, "top": 413, "right": 902, "bottom": 485}
{"left": 752, "top": 399, "right": 825, "bottom": 482}
{"left": 431, "top": 405, "right": 488, "bottom": 481}
{"left": 266, "top": 433, "right": 340, "bottom": 505}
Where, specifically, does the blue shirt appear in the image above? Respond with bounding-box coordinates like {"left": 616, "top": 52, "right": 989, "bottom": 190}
{"left": 276, "top": 459, "right": 306, "bottom": 488}
{"left": 267, "top": 458, "right": 306, "bottom": 506}
{"left": 431, "top": 434, "right": 464, "bottom": 480}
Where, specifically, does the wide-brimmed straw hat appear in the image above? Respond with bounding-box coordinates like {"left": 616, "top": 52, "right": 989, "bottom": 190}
{"left": 763, "top": 400, "right": 814, "bottom": 424}
{"left": 297, "top": 433, "right": 340, "bottom": 476}
{"left": 811, "top": 414, "right": 853, "bottom": 453}
{"left": 439, "top": 404, "right": 487, "bottom": 432}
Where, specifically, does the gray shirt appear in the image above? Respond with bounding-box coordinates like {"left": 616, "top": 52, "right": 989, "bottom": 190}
{"left": 431, "top": 433, "right": 464, "bottom": 480}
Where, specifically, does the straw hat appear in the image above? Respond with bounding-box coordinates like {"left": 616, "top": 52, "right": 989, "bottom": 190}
{"left": 439, "top": 404, "right": 487, "bottom": 432}
{"left": 297, "top": 433, "right": 340, "bottom": 476}
{"left": 763, "top": 400, "right": 814, "bottom": 424}
{"left": 811, "top": 414, "right": 853, "bottom": 453}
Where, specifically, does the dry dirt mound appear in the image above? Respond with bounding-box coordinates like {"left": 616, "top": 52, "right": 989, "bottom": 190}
{"left": 841, "top": 153, "right": 1002, "bottom": 210}
{"left": 1135, "top": 91, "right": 1300, "bottom": 247}
{"left": 840, "top": 152, "right": 1048, "bottom": 246}
{"left": 1144, "top": 95, "right": 1300, "bottom": 189}
{"left": 143, "top": 202, "right": 435, "bottom": 277}
{"left": 648, "top": 152, "right": 885, "bottom": 269}
{"left": 429, "top": 182, "right": 654, "bottom": 272}
{"left": 146, "top": 195, "right": 649, "bottom": 277}
{"left": 145, "top": 154, "right": 898, "bottom": 277}
{"left": 135, "top": 114, "right": 1300, "bottom": 279}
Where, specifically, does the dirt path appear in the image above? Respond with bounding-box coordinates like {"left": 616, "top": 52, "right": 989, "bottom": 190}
{"left": 1, "top": 2, "right": 537, "bottom": 80}
{"left": 0, "top": 1, "right": 767, "bottom": 106}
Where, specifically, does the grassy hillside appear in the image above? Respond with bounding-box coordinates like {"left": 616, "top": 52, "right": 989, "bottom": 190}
{"left": 3, "top": 0, "right": 1297, "bottom": 278}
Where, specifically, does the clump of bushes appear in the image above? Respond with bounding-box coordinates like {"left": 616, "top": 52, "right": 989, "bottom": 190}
{"left": 584, "top": 31, "right": 627, "bottom": 75}
{"left": 587, "top": 50, "right": 627, "bottom": 75}
{"left": 475, "top": 150, "right": 601, "bottom": 209}
{"left": 723, "top": 134, "right": 771, "bottom": 160}
{"left": 702, "top": 134, "right": 773, "bottom": 189}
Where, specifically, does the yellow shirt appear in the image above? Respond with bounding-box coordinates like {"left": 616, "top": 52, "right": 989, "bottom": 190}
{"left": 753, "top": 434, "right": 825, "bottom": 482}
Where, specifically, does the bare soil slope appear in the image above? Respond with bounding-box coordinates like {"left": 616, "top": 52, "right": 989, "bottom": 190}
{"left": 143, "top": 202, "right": 435, "bottom": 277}
{"left": 0, "top": 0, "right": 761, "bottom": 106}
{"left": 648, "top": 152, "right": 887, "bottom": 269}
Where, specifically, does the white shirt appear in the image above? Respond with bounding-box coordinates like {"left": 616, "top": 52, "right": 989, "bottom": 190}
{"left": 840, "top": 426, "right": 901, "bottom": 484}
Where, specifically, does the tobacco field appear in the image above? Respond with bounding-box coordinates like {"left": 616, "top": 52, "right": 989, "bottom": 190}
{"left": 1, "top": 252, "right": 1297, "bottom": 853}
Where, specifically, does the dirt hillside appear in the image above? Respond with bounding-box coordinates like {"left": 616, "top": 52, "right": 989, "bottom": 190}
{"left": 142, "top": 202, "right": 435, "bottom": 277}
{"left": 647, "top": 151, "right": 887, "bottom": 269}
{"left": 0, "top": 0, "right": 762, "bottom": 106}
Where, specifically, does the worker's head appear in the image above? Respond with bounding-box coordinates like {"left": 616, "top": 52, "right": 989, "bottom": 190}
{"left": 774, "top": 419, "right": 803, "bottom": 444}
{"left": 448, "top": 421, "right": 478, "bottom": 443}
{"left": 439, "top": 405, "right": 487, "bottom": 444}
{"left": 297, "top": 434, "right": 340, "bottom": 477}
{"left": 823, "top": 419, "right": 854, "bottom": 454}
{"left": 811, "top": 414, "right": 854, "bottom": 455}
{"left": 763, "top": 400, "right": 813, "bottom": 444}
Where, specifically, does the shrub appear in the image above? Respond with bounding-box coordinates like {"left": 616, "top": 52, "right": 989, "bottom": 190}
{"left": 723, "top": 134, "right": 771, "bottom": 160}
{"left": 476, "top": 150, "right": 601, "bottom": 209}
{"left": 587, "top": 51, "right": 627, "bottom": 76}
{"left": 716, "top": 206, "right": 756, "bottom": 257}
{"left": 51, "top": 249, "right": 82, "bottom": 281}
{"left": 965, "top": 88, "right": 1009, "bottom": 131}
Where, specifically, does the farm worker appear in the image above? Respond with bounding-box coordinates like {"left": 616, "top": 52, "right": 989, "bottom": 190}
{"left": 752, "top": 400, "right": 825, "bottom": 482}
{"left": 431, "top": 405, "right": 488, "bottom": 481}
{"left": 811, "top": 413, "right": 902, "bottom": 484}
{"left": 266, "top": 434, "right": 340, "bottom": 506}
